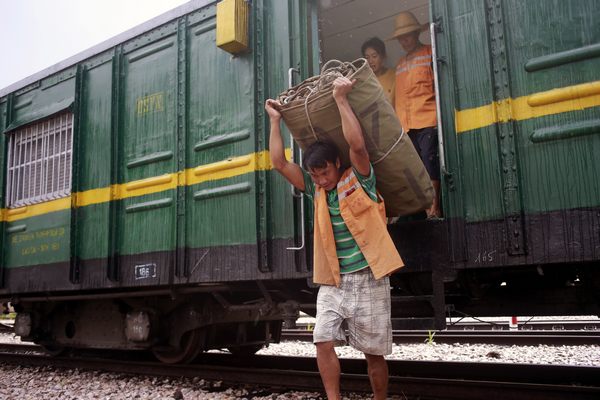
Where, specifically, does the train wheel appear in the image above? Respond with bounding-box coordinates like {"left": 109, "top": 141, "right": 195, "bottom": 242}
{"left": 227, "top": 344, "right": 263, "bottom": 355}
{"left": 42, "top": 344, "right": 67, "bottom": 357}
{"left": 152, "top": 329, "right": 204, "bottom": 364}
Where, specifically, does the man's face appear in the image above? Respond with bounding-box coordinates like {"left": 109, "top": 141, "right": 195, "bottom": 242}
{"left": 308, "top": 160, "right": 341, "bottom": 191}
{"left": 397, "top": 31, "right": 420, "bottom": 54}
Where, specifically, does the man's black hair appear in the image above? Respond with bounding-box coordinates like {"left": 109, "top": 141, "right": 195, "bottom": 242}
{"left": 303, "top": 141, "right": 340, "bottom": 171}
{"left": 361, "top": 37, "right": 387, "bottom": 58}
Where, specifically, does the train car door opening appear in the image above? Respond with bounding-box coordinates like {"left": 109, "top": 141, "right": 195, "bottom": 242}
{"left": 312, "top": 0, "right": 454, "bottom": 227}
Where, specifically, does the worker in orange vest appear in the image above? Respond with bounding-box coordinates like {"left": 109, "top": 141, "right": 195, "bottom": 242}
{"left": 389, "top": 11, "right": 441, "bottom": 218}
{"left": 265, "top": 77, "right": 403, "bottom": 400}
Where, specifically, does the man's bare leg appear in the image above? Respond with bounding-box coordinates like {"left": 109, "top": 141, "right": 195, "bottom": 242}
{"left": 364, "top": 353, "right": 388, "bottom": 400}
{"left": 427, "top": 179, "right": 442, "bottom": 218}
{"left": 316, "top": 341, "right": 341, "bottom": 399}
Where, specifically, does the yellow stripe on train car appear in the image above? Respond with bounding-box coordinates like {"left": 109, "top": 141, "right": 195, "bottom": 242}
{"left": 1, "top": 148, "right": 291, "bottom": 222}
{"left": 455, "top": 80, "right": 600, "bottom": 134}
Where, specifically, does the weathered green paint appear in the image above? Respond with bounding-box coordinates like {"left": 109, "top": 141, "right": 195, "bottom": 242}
{"left": 518, "top": 110, "right": 600, "bottom": 213}
{"left": 0, "top": 1, "right": 308, "bottom": 283}
{"left": 504, "top": 0, "right": 600, "bottom": 98}
{"left": 119, "top": 32, "right": 178, "bottom": 261}
{"left": 432, "top": 0, "right": 600, "bottom": 261}
{"left": 108, "top": 46, "right": 123, "bottom": 282}
{"left": 254, "top": 0, "right": 270, "bottom": 272}
{"left": 433, "top": 0, "right": 600, "bottom": 220}
{"left": 70, "top": 65, "right": 85, "bottom": 283}
{"left": 525, "top": 43, "right": 600, "bottom": 73}
{"left": 4, "top": 210, "right": 71, "bottom": 268}
{"left": 530, "top": 118, "right": 600, "bottom": 143}
{"left": 71, "top": 54, "right": 113, "bottom": 282}
{"left": 8, "top": 74, "right": 76, "bottom": 132}
{"left": 261, "top": 0, "right": 319, "bottom": 259}
{"left": 502, "top": 0, "right": 600, "bottom": 217}
{"left": 433, "top": 0, "right": 504, "bottom": 222}
{"left": 485, "top": 0, "right": 526, "bottom": 254}
{"left": 77, "top": 202, "right": 110, "bottom": 261}
{"left": 187, "top": 3, "right": 262, "bottom": 270}
{"left": 79, "top": 60, "right": 113, "bottom": 191}
{"left": 0, "top": 99, "right": 6, "bottom": 280}
{"left": 189, "top": 175, "right": 260, "bottom": 247}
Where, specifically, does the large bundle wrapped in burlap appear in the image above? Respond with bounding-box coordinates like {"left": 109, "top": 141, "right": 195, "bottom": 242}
{"left": 277, "top": 58, "right": 433, "bottom": 217}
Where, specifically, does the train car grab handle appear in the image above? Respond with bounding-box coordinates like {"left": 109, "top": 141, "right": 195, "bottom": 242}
{"left": 288, "top": 136, "right": 305, "bottom": 251}
{"left": 286, "top": 67, "right": 305, "bottom": 251}
{"left": 430, "top": 22, "right": 449, "bottom": 177}
{"left": 288, "top": 67, "right": 300, "bottom": 89}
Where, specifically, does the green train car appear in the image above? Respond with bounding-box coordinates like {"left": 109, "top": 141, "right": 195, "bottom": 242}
{"left": 0, "top": 0, "right": 599, "bottom": 362}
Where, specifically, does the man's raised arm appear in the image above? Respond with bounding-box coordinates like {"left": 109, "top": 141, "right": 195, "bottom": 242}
{"left": 265, "top": 99, "right": 305, "bottom": 191}
{"left": 331, "top": 77, "right": 370, "bottom": 176}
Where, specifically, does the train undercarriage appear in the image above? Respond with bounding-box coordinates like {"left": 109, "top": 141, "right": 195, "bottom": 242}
{"left": 9, "top": 280, "right": 310, "bottom": 364}
{"left": 8, "top": 260, "right": 599, "bottom": 364}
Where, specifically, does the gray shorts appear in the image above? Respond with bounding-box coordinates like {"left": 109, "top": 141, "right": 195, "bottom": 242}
{"left": 313, "top": 268, "right": 392, "bottom": 355}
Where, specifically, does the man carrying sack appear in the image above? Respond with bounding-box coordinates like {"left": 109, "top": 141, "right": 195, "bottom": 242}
{"left": 265, "top": 77, "right": 404, "bottom": 400}
{"left": 390, "top": 11, "right": 442, "bottom": 218}
{"left": 275, "top": 58, "right": 434, "bottom": 218}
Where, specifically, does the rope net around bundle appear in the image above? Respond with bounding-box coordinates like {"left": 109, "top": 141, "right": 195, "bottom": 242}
{"left": 277, "top": 58, "right": 434, "bottom": 217}
{"left": 277, "top": 60, "right": 356, "bottom": 105}
{"left": 277, "top": 60, "right": 358, "bottom": 143}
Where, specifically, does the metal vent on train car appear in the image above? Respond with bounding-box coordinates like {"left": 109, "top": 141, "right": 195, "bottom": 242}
{"left": 5, "top": 112, "right": 74, "bottom": 208}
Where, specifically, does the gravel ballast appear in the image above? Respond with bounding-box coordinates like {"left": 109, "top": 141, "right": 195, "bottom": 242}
{"left": 1, "top": 331, "right": 598, "bottom": 399}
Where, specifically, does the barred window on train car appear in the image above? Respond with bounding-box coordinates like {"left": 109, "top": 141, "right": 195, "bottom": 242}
{"left": 5, "top": 112, "right": 74, "bottom": 208}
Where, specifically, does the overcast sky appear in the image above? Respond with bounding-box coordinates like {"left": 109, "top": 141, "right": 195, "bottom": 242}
{"left": 0, "top": 0, "right": 190, "bottom": 90}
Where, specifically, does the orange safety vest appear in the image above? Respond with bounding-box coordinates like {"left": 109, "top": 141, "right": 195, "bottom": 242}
{"left": 394, "top": 44, "right": 437, "bottom": 131}
{"left": 312, "top": 168, "right": 404, "bottom": 286}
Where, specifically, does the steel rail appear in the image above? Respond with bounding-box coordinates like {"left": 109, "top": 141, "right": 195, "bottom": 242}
{"left": 293, "top": 319, "right": 600, "bottom": 331}
{"left": 282, "top": 329, "right": 600, "bottom": 345}
{"left": 0, "top": 342, "right": 43, "bottom": 353}
{"left": 445, "top": 319, "right": 600, "bottom": 331}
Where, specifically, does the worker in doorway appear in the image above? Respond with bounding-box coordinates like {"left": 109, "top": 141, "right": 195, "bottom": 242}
{"left": 361, "top": 37, "right": 395, "bottom": 105}
{"left": 389, "top": 11, "right": 441, "bottom": 218}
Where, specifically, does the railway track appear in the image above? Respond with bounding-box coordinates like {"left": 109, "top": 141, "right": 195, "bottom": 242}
{"left": 0, "top": 344, "right": 598, "bottom": 399}
{"left": 2, "top": 318, "right": 599, "bottom": 346}
{"left": 444, "top": 319, "right": 600, "bottom": 331}
{"left": 282, "top": 329, "right": 600, "bottom": 345}
{"left": 3, "top": 318, "right": 598, "bottom": 335}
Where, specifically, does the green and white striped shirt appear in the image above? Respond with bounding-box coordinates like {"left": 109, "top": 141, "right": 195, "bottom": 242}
{"left": 303, "top": 166, "right": 378, "bottom": 274}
